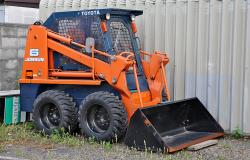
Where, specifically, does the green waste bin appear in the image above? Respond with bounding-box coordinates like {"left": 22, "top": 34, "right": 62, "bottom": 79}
{"left": 0, "top": 90, "right": 28, "bottom": 125}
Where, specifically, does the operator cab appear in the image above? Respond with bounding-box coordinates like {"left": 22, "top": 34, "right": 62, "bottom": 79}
{"left": 44, "top": 8, "right": 148, "bottom": 92}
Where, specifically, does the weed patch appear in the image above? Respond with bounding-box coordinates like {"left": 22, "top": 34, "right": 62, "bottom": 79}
{"left": 232, "top": 126, "right": 244, "bottom": 139}
{"left": 102, "top": 141, "right": 112, "bottom": 150}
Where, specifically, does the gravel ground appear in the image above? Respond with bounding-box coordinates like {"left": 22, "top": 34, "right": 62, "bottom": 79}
{"left": 0, "top": 136, "right": 249, "bottom": 160}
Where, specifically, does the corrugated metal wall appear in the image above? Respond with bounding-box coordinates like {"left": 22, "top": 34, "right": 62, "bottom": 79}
{"left": 39, "top": 0, "right": 250, "bottom": 134}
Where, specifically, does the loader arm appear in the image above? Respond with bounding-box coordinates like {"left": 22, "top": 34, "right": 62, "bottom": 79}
{"left": 20, "top": 25, "right": 134, "bottom": 97}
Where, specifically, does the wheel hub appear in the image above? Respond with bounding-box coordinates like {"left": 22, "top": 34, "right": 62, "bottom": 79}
{"left": 87, "top": 105, "right": 110, "bottom": 134}
{"left": 41, "top": 103, "right": 61, "bottom": 128}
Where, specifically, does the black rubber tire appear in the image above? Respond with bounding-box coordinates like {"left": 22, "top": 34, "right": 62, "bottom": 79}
{"left": 32, "top": 90, "right": 78, "bottom": 134}
{"left": 78, "top": 91, "right": 128, "bottom": 141}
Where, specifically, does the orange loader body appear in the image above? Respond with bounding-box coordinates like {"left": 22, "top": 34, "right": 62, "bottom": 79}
{"left": 20, "top": 25, "right": 170, "bottom": 119}
{"left": 19, "top": 9, "right": 224, "bottom": 153}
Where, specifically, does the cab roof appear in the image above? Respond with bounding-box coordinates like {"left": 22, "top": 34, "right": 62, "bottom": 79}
{"left": 57, "top": 8, "right": 143, "bottom": 16}
{"left": 44, "top": 8, "right": 143, "bottom": 26}
{"left": 49, "top": 8, "right": 142, "bottom": 19}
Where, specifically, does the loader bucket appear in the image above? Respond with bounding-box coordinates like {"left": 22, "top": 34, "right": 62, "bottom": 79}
{"left": 124, "top": 97, "right": 224, "bottom": 153}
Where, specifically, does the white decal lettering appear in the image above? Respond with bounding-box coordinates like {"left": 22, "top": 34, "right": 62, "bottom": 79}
{"left": 25, "top": 58, "right": 44, "bottom": 62}
{"left": 81, "top": 10, "right": 100, "bottom": 16}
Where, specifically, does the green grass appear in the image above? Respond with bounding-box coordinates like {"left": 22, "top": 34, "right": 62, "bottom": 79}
{"left": 0, "top": 123, "right": 84, "bottom": 148}
{"left": 101, "top": 141, "right": 112, "bottom": 150}
{"left": 0, "top": 122, "right": 118, "bottom": 152}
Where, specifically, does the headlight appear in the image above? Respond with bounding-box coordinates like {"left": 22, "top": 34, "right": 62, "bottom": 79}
{"left": 106, "top": 13, "right": 110, "bottom": 20}
{"left": 131, "top": 15, "right": 135, "bottom": 21}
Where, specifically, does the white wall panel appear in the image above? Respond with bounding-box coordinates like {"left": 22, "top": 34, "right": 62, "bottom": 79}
{"left": 218, "top": 0, "right": 234, "bottom": 131}
{"left": 174, "top": 1, "right": 187, "bottom": 100}
{"left": 55, "top": 0, "right": 65, "bottom": 11}
{"left": 39, "top": 0, "right": 250, "bottom": 134}
{"left": 230, "top": 0, "right": 247, "bottom": 131}
{"left": 242, "top": 0, "right": 250, "bottom": 133}
{"left": 185, "top": 0, "right": 199, "bottom": 99}
{"left": 207, "top": 0, "right": 222, "bottom": 120}
{"left": 98, "top": 0, "right": 108, "bottom": 8}
{"left": 195, "top": 0, "right": 210, "bottom": 106}
{"left": 64, "top": 0, "right": 73, "bottom": 10}
{"left": 143, "top": 3, "right": 155, "bottom": 53}
{"left": 80, "top": 0, "right": 90, "bottom": 9}
{"left": 126, "top": 0, "right": 136, "bottom": 9}
{"left": 72, "top": 0, "right": 81, "bottom": 10}
{"left": 164, "top": 1, "right": 176, "bottom": 100}
{"left": 154, "top": 0, "right": 165, "bottom": 51}
{"left": 89, "top": 0, "right": 99, "bottom": 8}
{"left": 5, "top": 6, "right": 39, "bottom": 24}
{"left": 243, "top": 0, "right": 250, "bottom": 134}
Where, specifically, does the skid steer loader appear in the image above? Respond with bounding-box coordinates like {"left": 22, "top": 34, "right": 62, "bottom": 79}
{"left": 19, "top": 8, "right": 224, "bottom": 152}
